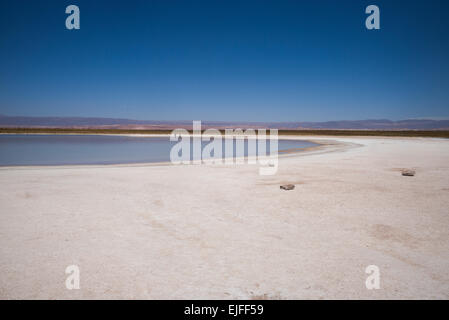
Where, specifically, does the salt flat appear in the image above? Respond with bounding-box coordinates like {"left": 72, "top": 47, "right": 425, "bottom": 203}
{"left": 1, "top": 136, "right": 449, "bottom": 299}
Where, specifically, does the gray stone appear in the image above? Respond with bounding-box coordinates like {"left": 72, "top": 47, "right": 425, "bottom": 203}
{"left": 401, "top": 169, "right": 415, "bottom": 176}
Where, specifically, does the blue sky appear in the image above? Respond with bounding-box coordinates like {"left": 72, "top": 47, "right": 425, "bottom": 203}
{"left": 1, "top": 0, "right": 448, "bottom": 122}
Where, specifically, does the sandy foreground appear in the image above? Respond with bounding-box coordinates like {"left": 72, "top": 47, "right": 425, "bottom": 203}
{"left": 0, "top": 135, "right": 448, "bottom": 299}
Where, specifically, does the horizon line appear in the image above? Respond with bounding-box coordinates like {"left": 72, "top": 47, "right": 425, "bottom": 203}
{"left": 1, "top": 114, "right": 449, "bottom": 123}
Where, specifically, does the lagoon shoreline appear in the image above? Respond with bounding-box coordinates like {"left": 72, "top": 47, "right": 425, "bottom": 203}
{"left": 0, "top": 134, "right": 330, "bottom": 168}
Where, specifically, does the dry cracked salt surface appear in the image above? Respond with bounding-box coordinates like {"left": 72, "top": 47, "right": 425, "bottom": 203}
{"left": 0, "top": 135, "right": 449, "bottom": 299}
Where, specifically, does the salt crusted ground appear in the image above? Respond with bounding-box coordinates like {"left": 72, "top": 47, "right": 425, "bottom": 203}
{"left": 1, "top": 136, "right": 448, "bottom": 299}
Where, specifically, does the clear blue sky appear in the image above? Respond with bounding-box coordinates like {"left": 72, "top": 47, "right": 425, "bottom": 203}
{"left": 1, "top": 0, "right": 448, "bottom": 122}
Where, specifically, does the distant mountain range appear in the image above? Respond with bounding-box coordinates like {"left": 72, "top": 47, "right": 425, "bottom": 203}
{"left": 1, "top": 115, "right": 449, "bottom": 130}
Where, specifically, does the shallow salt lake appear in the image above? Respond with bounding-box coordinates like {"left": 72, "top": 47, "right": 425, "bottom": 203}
{"left": 0, "top": 134, "right": 318, "bottom": 166}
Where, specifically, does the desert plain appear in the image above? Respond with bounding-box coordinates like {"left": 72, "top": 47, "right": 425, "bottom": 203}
{"left": 0, "top": 135, "right": 448, "bottom": 299}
